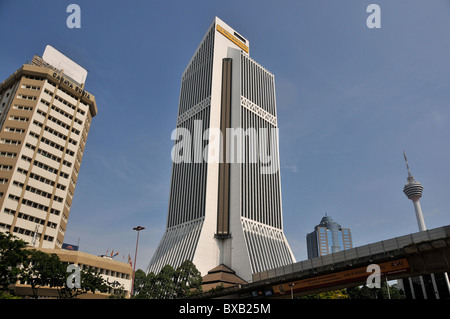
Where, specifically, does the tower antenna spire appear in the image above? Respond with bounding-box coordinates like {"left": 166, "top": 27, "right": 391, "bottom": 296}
{"left": 403, "top": 150, "right": 413, "bottom": 180}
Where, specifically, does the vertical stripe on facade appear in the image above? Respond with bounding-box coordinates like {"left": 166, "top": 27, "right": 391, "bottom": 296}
{"left": 239, "top": 52, "right": 293, "bottom": 274}
{"left": 217, "top": 58, "right": 232, "bottom": 236}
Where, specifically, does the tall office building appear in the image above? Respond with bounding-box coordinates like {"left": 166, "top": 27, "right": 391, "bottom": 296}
{"left": 0, "top": 45, "right": 97, "bottom": 249}
{"left": 147, "top": 17, "right": 295, "bottom": 282}
{"left": 306, "top": 215, "right": 352, "bottom": 259}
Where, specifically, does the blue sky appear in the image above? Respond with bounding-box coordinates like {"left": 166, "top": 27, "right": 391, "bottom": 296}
{"left": 1, "top": 1, "right": 450, "bottom": 272}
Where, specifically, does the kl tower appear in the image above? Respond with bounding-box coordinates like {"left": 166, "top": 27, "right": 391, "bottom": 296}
{"left": 401, "top": 151, "right": 450, "bottom": 299}
{"left": 402, "top": 151, "right": 426, "bottom": 231}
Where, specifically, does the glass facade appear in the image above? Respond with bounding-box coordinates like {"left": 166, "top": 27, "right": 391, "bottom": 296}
{"left": 306, "top": 215, "right": 353, "bottom": 259}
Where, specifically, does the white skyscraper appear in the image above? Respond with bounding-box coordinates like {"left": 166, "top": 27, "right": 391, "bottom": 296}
{"left": 147, "top": 17, "right": 295, "bottom": 282}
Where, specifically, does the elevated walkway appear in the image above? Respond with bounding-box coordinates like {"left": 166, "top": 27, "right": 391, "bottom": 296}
{"left": 191, "top": 225, "right": 450, "bottom": 299}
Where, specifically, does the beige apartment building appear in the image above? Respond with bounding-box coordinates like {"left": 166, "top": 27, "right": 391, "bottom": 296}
{"left": 0, "top": 45, "right": 97, "bottom": 249}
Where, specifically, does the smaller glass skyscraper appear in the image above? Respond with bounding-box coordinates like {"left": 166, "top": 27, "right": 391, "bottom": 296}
{"left": 306, "top": 215, "right": 352, "bottom": 259}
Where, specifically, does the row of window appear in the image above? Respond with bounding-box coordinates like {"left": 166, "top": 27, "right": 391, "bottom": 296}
{"left": 17, "top": 167, "right": 66, "bottom": 191}
{"left": 37, "top": 103, "right": 80, "bottom": 135}
{"left": 0, "top": 139, "right": 21, "bottom": 145}
{"left": 37, "top": 147, "right": 72, "bottom": 168}
{"left": 9, "top": 115, "right": 29, "bottom": 122}
{"left": 12, "top": 179, "right": 64, "bottom": 203}
{"left": 4, "top": 207, "right": 58, "bottom": 229}
{"left": 25, "top": 142, "right": 71, "bottom": 169}
{"left": 0, "top": 151, "right": 17, "bottom": 158}
{"left": 4, "top": 127, "right": 25, "bottom": 134}
{"left": 54, "top": 95, "right": 86, "bottom": 119}
{"left": 13, "top": 104, "right": 33, "bottom": 111}
{"left": 12, "top": 225, "right": 54, "bottom": 242}
{"left": 17, "top": 94, "right": 36, "bottom": 101}
{"left": 21, "top": 84, "right": 40, "bottom": 91}
{"left": 8, "top": 194, "right": 61, "bottom": 216}
{"left": 23, "top": 75, "right": 42, "bottom": 81}
{"left": 38, "top": 119, "right": 77, "bottom": 146}
{"left": 29, "top": 131, "right": 75, "bottom": 157}
{"left": 0, "top": 164, "right": 13, "bottom": 171}
{"left": 44, "top": 87, "right": 86, "bottom": 117}
{"left": 26, "top": 74, "right": 90, "bottom": 112}
{"left": 21, "top": 154, "right": 70, "bottom": 180}
{"left": 51, "top": 103, "right": 76, "bottom": 123}
{"left": 75, "top": 263, "right": 130, "bottom": 280}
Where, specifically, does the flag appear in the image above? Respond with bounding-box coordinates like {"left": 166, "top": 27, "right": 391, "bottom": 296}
{"left": 128, "top": 254, "right": 132, "bottom": 267}
{"left": 112, "top": 251, "right": 119, "bottom": 258}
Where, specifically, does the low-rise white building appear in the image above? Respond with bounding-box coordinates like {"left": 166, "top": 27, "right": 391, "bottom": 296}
{"left": 13, "top": 247, "right": 133, "bottom": 299}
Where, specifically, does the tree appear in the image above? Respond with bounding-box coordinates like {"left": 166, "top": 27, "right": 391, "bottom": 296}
{"left": 299, "top": 289, "right": 349, "bottom": 299}
{"left": 386, "top": 283, "right": 405, "bottom": 299}
{"left": 132, "top": 269, "right": 156, "bottom": 299}
{"left": 358, "top": 285, "right": 379, "bottom": 299}
{"left": 156, "top": 264, "right": 176, "bottom": 298}
{"left": 0, "top": 234, "right": 124, "bottom": 299}
{"left": 346, "top": 285, "right": 362, "bottom": 299}
{"left": 0, "top": 232, "right": 29, "bottom": 294}
{"left": 174, "top": 260, "right": 203, "bottom": 297}
{"left": 131, "top": 260, "right": 203, "bottom": 299}
{"left": 106, "top": 279, "right": 126, "bottom": 299}
{"left": 20, "top": 249, "right": 65, "bottom": 299}
{"left": 346, "top": 281, "right": 405, "bottom": 299}
{"left": 57, "top": 265, "right": 110, "bottom": 299}
{"left": 133, "top": 269, "right": 147, "bottom": 295}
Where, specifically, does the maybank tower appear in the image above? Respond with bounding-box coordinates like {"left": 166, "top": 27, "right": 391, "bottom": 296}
{"left": 147, "top": 17, "right": 295, "bottom": 283}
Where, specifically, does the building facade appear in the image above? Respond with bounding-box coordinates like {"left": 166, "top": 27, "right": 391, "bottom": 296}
{"left": 0, "top": 45, "right": 97, "bottom": 249}
{"left": 147, "top": 17, "right": 295, "bottom": 282}
{"left": 306, "top": 215, "right": 352, "bottom": 259}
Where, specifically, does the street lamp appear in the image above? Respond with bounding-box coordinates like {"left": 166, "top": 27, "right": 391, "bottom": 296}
{"left": 131, "top": 225, "right": 145, "bottom": 297}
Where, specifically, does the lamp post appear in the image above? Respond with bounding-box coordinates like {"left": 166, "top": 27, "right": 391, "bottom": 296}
{"left": 131, "top": 226, "right": 145, "bottom": 297}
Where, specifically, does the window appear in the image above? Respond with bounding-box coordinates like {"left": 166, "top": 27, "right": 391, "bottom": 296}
{"left": 9, "top": 115, "right": 29, "bottom": 122}
{"left": 13, "top": 104, "right": 33, "bottom": 111}
{"left": 0, "top": 139, "right": 21, "bottom": 145}
{"left": 21, "top": 84, "right": 41, "bottom": 91}
{"left": 0, "top": 151, "right": 16, "bottom": 158}
{"left": 4, "top": 127, "right": 25, "bottom": 134}
{"left": 17, "top": 94, "right": 36, "bottom": 101}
